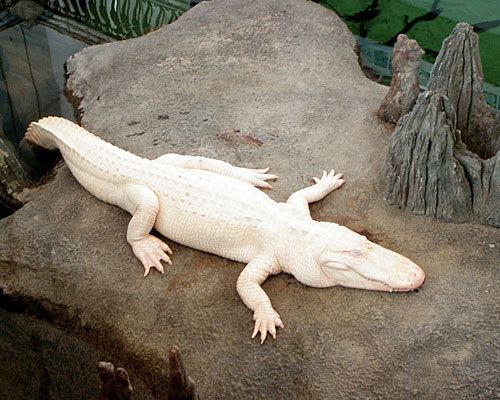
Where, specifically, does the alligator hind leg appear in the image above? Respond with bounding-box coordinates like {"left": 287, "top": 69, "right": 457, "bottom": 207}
{"left": 153, "top": 154, "right": 277, "bottom": 188}
{"left": 123, "top": 184, "right": 173, "bottom": 276}
{"left": 286, "top": 170, "right": 345, "bottom": 219}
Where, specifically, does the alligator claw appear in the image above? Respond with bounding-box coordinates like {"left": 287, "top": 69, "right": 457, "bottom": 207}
{"left": 312, "top": 169, "right": 345, "bottom": 190}
{"left": 131, "top": 235, "right": 172, "bottom": 276}
{"left": 252, "top": 307, "right": 284, "bottom": 344}
{"left": 236, "top": 167, "right": 278, "bottom": 189}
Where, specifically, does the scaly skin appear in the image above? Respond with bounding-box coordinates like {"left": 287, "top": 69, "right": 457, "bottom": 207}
{"left": 26, "top": 117, "right": 425, "bottom": 344}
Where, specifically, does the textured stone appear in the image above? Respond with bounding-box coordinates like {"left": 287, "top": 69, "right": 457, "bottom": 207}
{"left": 0, "top": 307, "right": 153, "bottom": 400}
{"left": 0, "top": 1, "right": 498, "bottom": 399}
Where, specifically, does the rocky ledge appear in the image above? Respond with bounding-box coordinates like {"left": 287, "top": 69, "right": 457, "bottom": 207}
{"left": 0, "top": 0, "right": 498, "bottom": 398}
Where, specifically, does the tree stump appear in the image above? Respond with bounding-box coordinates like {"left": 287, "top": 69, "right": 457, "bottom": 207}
{"left": 384, "top": 91, "right": 499, "bottom": 227}
{"left": 426, "top": 22, "right": 499, "bottom": 159}
{"left": 97, "top": 346, "right": 199, "bottom": 400}
{"left": 383, "top": 22, "right": 499, "bottom": 227}
{"left": 98, "top": 361, "right": 133, "bottom": 400}
{"left": 377, "top": 34, "right": 424, "bottom": 124}
{"left": 167, "top": 345, "right": 199, "bottom": 400}
{"left": 0, "top": 133, "right": 30, "bottom": 217}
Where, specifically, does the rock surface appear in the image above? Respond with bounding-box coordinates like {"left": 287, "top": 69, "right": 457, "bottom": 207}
{"left": 0, "top": 1, "right": 498, "bottom": 399}
{"left": 0, "top": 307, "right": 153, "bottom": 400}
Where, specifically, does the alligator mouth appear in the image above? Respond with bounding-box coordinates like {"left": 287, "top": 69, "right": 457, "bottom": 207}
{"left": 392, "top": 272, "right": 426, "bottom": 292}
{"left": 357, "top": 264, "right": 426, "bottom": 292}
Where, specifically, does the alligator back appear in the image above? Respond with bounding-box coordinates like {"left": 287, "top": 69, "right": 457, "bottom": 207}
{"left": 25, "top": 117, "right": 284, "bottom": 262}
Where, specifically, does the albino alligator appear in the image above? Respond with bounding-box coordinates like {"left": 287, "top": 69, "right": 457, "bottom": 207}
{"left": 26, "top": 117, "right": 425, "bottom": 343}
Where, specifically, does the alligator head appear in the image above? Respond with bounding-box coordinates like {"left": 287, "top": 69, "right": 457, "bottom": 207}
{"left": 316, "top": 223, "right": 425, "bottom": 292}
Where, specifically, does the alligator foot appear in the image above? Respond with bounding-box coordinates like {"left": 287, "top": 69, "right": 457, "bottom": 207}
{"left": 312, "top": 170, "right": 345, "bottom": 192}
{"left": 252, "top": 306, "right": 284, "bottom": 344}
{"left": 131, "top": 235, "right": 173, "bottom": 277}
{"left": 234, "top": 166, "right": 278, "bottom": 189}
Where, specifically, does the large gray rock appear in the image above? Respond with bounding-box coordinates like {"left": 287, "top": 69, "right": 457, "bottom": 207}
{"left": 0, "top": 1, "right": 498, "bottom": 399}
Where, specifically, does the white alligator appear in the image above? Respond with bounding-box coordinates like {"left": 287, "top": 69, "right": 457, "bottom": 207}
{"left": 26, "top": 117, "right": 425, "bottom": 343}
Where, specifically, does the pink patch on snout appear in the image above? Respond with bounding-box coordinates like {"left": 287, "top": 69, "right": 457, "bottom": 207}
{"left": 394, "top": 266, "right": 426, "bottom": 292}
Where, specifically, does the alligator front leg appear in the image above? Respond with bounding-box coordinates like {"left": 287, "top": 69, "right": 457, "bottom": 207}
{"left": 286, "top": 170, "right": 345, "bottom": 218}
{"left": 236, "top": 256, "right": 283, "bottom": 343}
{"left": 153, "top": 154, "right": 277, "bottom": 188}
{"left": 124, "top": 184, "right": 173, "bottom": 276}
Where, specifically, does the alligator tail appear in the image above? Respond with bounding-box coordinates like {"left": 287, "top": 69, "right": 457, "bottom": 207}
{"left": 25, "top": 117, "right": 61, "bottom": 150}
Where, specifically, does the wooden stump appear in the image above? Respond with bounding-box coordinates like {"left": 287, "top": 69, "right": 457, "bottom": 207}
{"left": 167, "top": 345, "right": 199, "bottom": 400}
{"left": 384, "top": 91, "right": 499, "bottom": 227}
{"left": 377, "top": 34, "right": 424, "bottom": 124}
{"left": 0, "top": 133, "right": 29, "bottom": 216}
{"left": 97, "top": 346, "right": 199, "bottom": 400}
{"left": 426, "top": 22, "right": 499, "bottom": 159}
{"left": 383, "top": 22, "right": 499, "bottom": 227}
{"left": 98, "top": 361, "right": 133, "bottom": 400}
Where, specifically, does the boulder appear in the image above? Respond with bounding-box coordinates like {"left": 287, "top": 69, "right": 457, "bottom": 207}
{"left": 0, "top": 1, "right": 498, "bottom": 399}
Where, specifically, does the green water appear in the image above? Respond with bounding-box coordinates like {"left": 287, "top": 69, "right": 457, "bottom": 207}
{"left": 321, "top": 0, "right": 500, "bottom": 88}
{"left": 0, "top": 7, "right": 95, "bottom": 216}
{"left": 39, "top": 0, "right": 191, "bottom": 39}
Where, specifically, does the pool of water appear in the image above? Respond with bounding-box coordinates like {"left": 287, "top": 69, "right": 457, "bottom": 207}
{"left": 0, "top": 305, "right": 153, "bottom": 399}
{"left": 39, "top": 0, "right": 193, "bottom": 39}
{"left": 321, "top": 0, "right": 500, "bottom": 109}
{"left": 0, "top": 2, "right": 112, "bottom": 217}
{"left": 0, "top": 19, "right": 88, "bottom": 145}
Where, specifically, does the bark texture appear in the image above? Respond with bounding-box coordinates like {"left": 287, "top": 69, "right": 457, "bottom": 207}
{"left": 167, "top": 346, "right": 199, "bottom": 400}
{"left": 0, "top": 133, "right": 29, "bottom": 216}
{"left": 385, "top": 91, "right": 499, "bottom": 227}
{"left": 384, "top": 22, "right": 499, "bottom": 227}
{"left": 426, "top": 22, "right": 499, "bottom": 159}
{"left": 98, "top": 362, "right": 133, "bottom": 400}
{"left": 377, "top": 34, "right": 424, "bottom": 124}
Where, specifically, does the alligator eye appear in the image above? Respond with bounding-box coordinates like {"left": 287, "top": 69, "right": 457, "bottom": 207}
{"left": 351, "top": 248, "right": 364, "bottom": 257}
{"left": 340, "top": 248, "right": 364, "bottom": 258}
